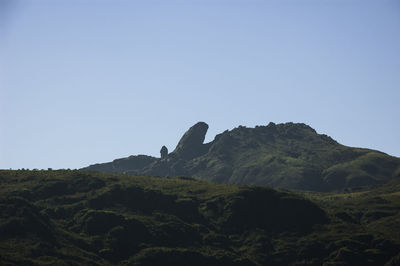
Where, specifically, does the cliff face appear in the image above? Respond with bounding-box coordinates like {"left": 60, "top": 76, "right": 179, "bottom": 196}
{"left": 82, "top": 122, "right": 400, "bottom": 192}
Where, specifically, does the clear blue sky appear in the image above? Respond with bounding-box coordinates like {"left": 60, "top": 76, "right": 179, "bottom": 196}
{"left": 1, "top": 0, "right": 399, "bottom": 169}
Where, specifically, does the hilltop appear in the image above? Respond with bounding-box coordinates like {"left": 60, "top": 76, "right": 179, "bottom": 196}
{"left": 83, "top": 122, "right": 400, "bottom": 191}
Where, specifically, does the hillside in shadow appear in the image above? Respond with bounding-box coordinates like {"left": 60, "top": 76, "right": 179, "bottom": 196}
{"left": 1, "top": 170, "right": 399, "bottom": 265}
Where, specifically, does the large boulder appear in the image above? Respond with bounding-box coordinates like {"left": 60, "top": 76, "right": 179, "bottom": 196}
{"left": 172, "top": 122, "right": 210, "bottom": 159}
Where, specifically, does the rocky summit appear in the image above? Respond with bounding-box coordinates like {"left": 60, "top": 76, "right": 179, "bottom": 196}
{"left": 82, "top": 122, "right": 400, "bottom": 192}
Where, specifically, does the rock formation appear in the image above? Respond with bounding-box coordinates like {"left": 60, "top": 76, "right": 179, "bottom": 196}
{"left": 172, "top": 122, "right": 210, "bottom": 159}
{"left": 82, "top": 122, "right": 400, "bottom": 192}
{"left": 160, "top": 146, "right": 168, "bottom": 159}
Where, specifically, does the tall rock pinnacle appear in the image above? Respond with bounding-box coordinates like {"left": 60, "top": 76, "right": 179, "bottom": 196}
{"left": 173, "top": 122, "right": 209, "bottom": 159}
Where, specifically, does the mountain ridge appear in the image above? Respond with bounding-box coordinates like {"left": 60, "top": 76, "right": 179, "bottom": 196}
{"left": 82, "top": 122, "right": 400, "bottom": 192}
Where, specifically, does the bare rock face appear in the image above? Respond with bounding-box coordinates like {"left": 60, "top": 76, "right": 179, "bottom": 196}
{"left": 160, "top": 146, "right": 168, "bottom": 159}
{"left": 172, "top": 122, "right": 210, "bottom": 160}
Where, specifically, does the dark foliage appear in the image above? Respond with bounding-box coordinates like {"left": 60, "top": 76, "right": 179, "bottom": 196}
{"left": 0, "top": 170, "right": 399, "bottom": 265}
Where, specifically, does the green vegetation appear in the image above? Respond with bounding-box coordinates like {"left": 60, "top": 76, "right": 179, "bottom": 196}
{"left": 1, "top": 170, "right": 399, "bottom": 265}
{"left": 83, "top": 122, "right": 400, "bottom": 192}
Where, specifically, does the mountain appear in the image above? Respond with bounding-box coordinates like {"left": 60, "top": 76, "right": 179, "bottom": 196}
{"left": 1, "top": 169, "right": 399, "bottom": 265}
{"left": 83, "top": 122, "right": 400, "bottom": 192}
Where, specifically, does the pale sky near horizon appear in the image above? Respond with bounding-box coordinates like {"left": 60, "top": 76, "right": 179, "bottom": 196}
{"left": 1, "top": 0, "right": 399, "bottom": 170}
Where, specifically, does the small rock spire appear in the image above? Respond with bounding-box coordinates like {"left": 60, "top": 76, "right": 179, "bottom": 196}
{"left": 160, "top": 145, "right": 168, "bottom": 159}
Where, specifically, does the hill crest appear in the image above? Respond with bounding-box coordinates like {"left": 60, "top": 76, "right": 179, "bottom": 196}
{"left": 83, "top": 122, "right": 400, "bottom": 191}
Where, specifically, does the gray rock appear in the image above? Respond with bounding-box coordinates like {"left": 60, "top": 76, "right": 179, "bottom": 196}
{"left": 160, "top": 146, "right": 168, "bottom": 159}
{"left": 172, "top": 122, "right": 210, "bottom": 160}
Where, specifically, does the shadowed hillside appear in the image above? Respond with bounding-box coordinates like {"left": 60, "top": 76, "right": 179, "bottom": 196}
{"left": 83, "top": 122, "right": 400, "bottom": 192}
{"left": 0, "top": 170, "right": 399, "bottom": 265}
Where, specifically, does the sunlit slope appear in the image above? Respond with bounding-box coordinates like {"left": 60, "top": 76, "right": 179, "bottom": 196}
{"left": 84, "top": 122, "right": 400, "bottom": 191}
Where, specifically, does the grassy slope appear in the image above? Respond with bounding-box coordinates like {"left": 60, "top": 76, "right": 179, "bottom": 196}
{"left": 0, "top": 170, "right": 399, "bottom": 265}
{"left": 83, "top": 123, "right": 400, "bottom": 192}
{"left": 190, "top": 124, "right": 400, "bottom": 191}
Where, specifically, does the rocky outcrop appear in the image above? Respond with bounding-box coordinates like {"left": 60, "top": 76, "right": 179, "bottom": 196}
{"left": 160, "top": 146, "right": 168, "bottom": 159}
{"left": 172, "top": 122, "right": 211, "bottom": 160}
